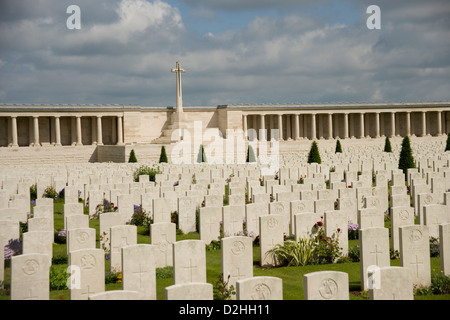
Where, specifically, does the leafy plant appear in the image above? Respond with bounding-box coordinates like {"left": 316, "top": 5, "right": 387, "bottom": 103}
{"left": 270, "top": 238, "right": 314, "bottom": 266}
{"left": 54, "top": 229, "right": 67, "bottom": 244}
{"left": 347, "top": 245, "right": 360, "bottom": 262}
{"left": 43, "top": 186, "right": 58, "bottom": 199}
{"left": 92, "top": 199, "right": 118, "bottom": 219}
{"left": 156, "top": 266, "right": 173, "bottom": 279}
{"left": 213, "top": 273, "right": 236, "bottom": 300}
{"left": 132, "top": 165, "right": 161, "bottom": 182}
{"left": 429, "top": 237, "right": 440, "bottom": 257}
{"left": 431, "top": 272, "right": 450, "bottom": 295}
{"left": 129, "top": 205, "right": 152, "bottom": 233}
{"left": 50, "top": 266, "right": 69, "bottom": 290}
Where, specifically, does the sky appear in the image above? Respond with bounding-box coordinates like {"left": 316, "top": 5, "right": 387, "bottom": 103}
{"left": 0, "top": 0, "right": 449, "bottom": 107}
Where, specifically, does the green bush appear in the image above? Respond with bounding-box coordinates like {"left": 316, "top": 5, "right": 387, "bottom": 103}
{"left": 132, "top": 165, "right": 161, "bottom": 182}
{"left": 159, "top": 146, "right": 168, "bottom": 163}
{"left": 30, "top": 184, "right": 37, "bottom": 201}
{"left": 431, "top": 272, "right": 450, "bottom": 295}
{"left": 270, "top": 238, "right": 314, "bottom": 266}
{"left": 43, "top": 186, "right": 58, "bottom": 200}
{"left": 307, "top": 141, "right": 321, "bottom": 164}
{"left": 347, "top": 245, "right": 360, "bottom": 262}
{"left": 50, "top": 266, "right": 69, "bottom": 290}
{"left": 156, "top": 266, "right": 174, "bottom": 279}
{"left": 384, "top": 136, "right": 392, "bottom": 152}
{"left": 128, "top": 149, "right": 137, "bottom": 163}
{"left": 335, "top": 139, "right": 342, "bottom": 153}
{"left": 213, "top": 273, "right": 236, "bottom": 300}
{"left": 398, "top": 136, "right": 415, "bottom": 175}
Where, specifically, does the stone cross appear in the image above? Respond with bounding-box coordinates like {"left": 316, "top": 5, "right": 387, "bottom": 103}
{"left": 171, "top": 61, "right": 186, "bottom": 114}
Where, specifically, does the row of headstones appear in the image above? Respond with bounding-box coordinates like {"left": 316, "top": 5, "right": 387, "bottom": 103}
{"left": 12, "top": 223, "right": 450, "bottom": 300}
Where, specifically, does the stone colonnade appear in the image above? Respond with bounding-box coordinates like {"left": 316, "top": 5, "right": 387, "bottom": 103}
{"left": 1, "top": 114, "right": 124, "bottom": 147}
{"left": 242, "top": 110, "right": 448, "bottom": 141}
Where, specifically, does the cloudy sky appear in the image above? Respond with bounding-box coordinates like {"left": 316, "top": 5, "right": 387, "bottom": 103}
{"left": 0, "top": 0, "right": 449, "bottom": 107}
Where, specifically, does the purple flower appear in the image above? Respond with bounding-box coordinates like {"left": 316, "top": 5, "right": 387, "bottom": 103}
{"left": 4, "top": 238, "right": 22, "bottom": 259}
{"left": 58, "top": 229, "right": 67, "bottom": 237}
{"left": 30, "top": 200, "right": 36, "bottom": 206}
{"left": 348, "top": 223, "right": 359, "bottom": 231}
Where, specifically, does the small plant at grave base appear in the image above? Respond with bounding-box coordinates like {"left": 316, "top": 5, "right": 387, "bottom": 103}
{"left": 213, "top": 273, "right": 236, "bottom": 300}
{"left": 159, "top": 145, "right": 168, "bottom": 163}
{"left": 398, "top": 136, "right": 416, "bottom": 175}
{"left": 206, "top": 240, "right": 221, "bottom": 251}
{"left": 133, "top": 165, "right": 162, "bottom": 182}
{"left": 390, "top": 249, "right": 400, "bottom": 260}
{"left": 347, "top": 245, "right": 360, "bottom": 262}
{"left": 335, "top": 139, "right": 342, "bottom": 153}
{"left": 307, "top": 141, "right": 321, "bottom": 164}
{"left": 105, "top": 272, "right": 122, "bottom": 284}
{"left": 156, "top": 266, "right": 174, "bottom": 279}
{"left": 30, "top": 184, "right": 37, "bottom": 201}
{"left": 129, "top": 205, "right": 152, "bottom": 232}
{"left": 348, "top": 223, "right": 359, "bottom": 240}
{"left": 269, "top": 238, "right": 315, "bottom": 267}
{"left": 171, "top": 211, "right": 179, "bottom": 229}
{"left": 50, "top": 266, "right": 69, "bottom": 290}
{"left": 52, "top": 255, "right": 68, "bottom": 265}
{"left": 128, "top": 149, "right": 137, "bottom": 163}
{"left": 54, "top": 229, "right": 67, "bottom": 244}
{"left": 384, "top": 136, "right": 392, "bottom": 152}
{"left": 430, "top": 271, "right": 450, "bottom": 295}
{"left": 92, "top": 199, "right": 118, "bottom": 219}
{"left": 310, "top": 218, "right": 342, "bottom": 265}
{"left": 43, "top": 186, "right": 58, "bottom": 199}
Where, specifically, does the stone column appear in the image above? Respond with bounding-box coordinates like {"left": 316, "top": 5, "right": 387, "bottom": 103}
{"left": 97, "top": 116, "right": 103, "bottom": 145}
{"left": 252, "top": 115, "right": 258, "bottom": 140}
{"left": 55, "top": 116, "right": 61, "bottom": 146}
{"left": 33, "top": 116, "right": 40, "bottom": 147}
{"left": 117, "top": 115, "right": 124, "bottom": 145}
{"left": 294, "top": 114, "right": 300, "bottom": 140}
{"left": 11, "top": 116, "right": 18, "bottom": 147}
{"left": 278, "top": 114, "right": 283, "bottom": 141}
{"left": 260, "top": 114, "right": 266, "bottom": 141}
{"left": 286, "top": 115, "right": 291, "bottom": 140}
{"left": 359, "top": 113, "right": 365, "bottom": 139}
{"left": 243, "top": 114, "right": 248, "bottom": 140}
{"left": 390, "top": 112, "right": 396, "bottom": 137}
{"left": 344, "top": 113, "right": 349, "bottom": 139}
{"left": 421, "top": 111, "right": 427, "bottom": 137}
{"left": 311, "top": 114, "right": 317, "bottom": 140}
{"left": 437, "top": 111, "right": 442, "bottom": 136}
{"left": 328, "top": 113, "right": 333, "bottom": 139}
{"left": 375, "top": 112, "right": 380, "bottom": 138}
{"left": 406, "top": 112, "right": 411, "bottom": 136}
{"left": 76, "top": 115, "right": 83, "bottom": 146}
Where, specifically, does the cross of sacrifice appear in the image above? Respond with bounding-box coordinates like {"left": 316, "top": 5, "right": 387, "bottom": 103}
{"left": 171, "top": 61, "right": 186, "bottom": 113}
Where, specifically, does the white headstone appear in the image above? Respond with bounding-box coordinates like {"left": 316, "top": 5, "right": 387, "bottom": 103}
{"left": 173, "top": 240, "right": 206, "bottom": 284}
{"left": 303, "top": 271, "right": 349, "bottom": 300}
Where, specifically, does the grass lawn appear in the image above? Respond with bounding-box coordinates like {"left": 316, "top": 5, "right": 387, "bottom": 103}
{"left": 1, "top": 199, "right": 449, "bottom": 300}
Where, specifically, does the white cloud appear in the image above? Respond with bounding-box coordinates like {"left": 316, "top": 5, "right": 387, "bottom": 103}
{"left": 0, "top": 0, "right": 449, "bottom": 106}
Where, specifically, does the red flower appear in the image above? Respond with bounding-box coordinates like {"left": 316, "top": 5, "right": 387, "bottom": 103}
{"left": 337, "top": 228, "right": 341, "bottom": 232}
{"left": 317, "top": 221, "right": 323, "bottom": 227}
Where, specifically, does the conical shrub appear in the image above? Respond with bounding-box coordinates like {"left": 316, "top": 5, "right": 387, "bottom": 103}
{"left": 307, "top": 141, "right": 321, "bottom": 164}
{"left": 159, "top": 146, "right": 168, "bottom": 163}
{"left": 398, "top": 136, "right": 415, "bottom": 175}
{"left": 384, "top": 136, "right": 392, "bottom": 152}
{"left": 335, "top": 139, "right": 342, "bottom": 153}
{"left": 128, "top": 149, "right": 137, "bottom": 163}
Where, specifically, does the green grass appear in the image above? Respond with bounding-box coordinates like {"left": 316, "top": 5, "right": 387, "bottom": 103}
{"left": 1, "top": 198, "right": 449, "bottom": 301}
